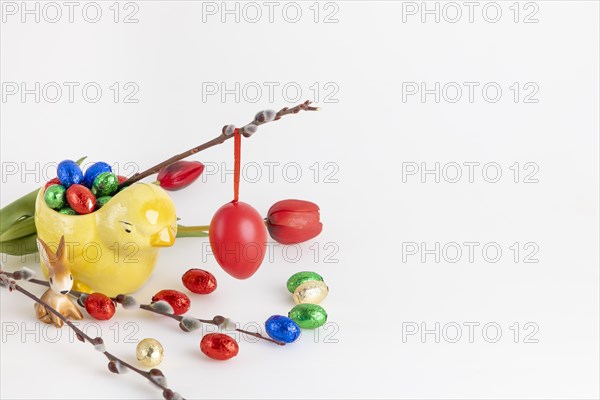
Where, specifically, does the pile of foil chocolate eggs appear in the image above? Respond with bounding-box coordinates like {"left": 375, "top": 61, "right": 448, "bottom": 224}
{"left": 44, "top": 160, "right": 125, "bottom": 215}
{"left": 264, "top": 271, "right": 329, "bottom": 344}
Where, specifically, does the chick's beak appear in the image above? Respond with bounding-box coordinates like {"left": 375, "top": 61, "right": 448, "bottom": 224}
{"left": 151, "top": 226, "right": 176, "bottom": 247}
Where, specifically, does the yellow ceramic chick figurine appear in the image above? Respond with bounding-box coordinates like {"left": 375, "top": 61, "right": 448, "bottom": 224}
{"left": 34, "top": 183, "right": 177, "bottom": 296}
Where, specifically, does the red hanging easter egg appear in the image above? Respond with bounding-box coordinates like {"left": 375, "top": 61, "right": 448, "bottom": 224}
{"left": 209, "top": 201, "right": 267, "bottom": 279}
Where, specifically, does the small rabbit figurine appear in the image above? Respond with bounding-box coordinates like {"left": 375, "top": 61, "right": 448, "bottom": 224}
{"left": 34, "top": 236, "right": 83, "bottom": 328}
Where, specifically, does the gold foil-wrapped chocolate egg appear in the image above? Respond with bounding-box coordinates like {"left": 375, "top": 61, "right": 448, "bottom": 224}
{"left": 293, "top": 280, "right": 329, "bottom": 305}
{"left": 136, "top": 338, "right": 164, "bottom": 367}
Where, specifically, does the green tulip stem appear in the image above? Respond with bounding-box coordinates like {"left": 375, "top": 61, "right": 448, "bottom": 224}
{"left": 176, "top": 225, "right": 209, "bottom": 238}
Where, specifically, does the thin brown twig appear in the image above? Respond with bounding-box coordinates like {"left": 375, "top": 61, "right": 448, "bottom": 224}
{"left": 118, "top": 100, "right": 319, "bottom": 189}
{"left": 138, "top": 304, "right": 285, "bottom": 346}
{"left": 0, "top": 271, "right": 183, "bottom": 400}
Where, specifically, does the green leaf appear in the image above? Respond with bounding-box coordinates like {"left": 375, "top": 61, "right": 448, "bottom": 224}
{"left": 0, "top": 216, "right": 36, "bottom": 241}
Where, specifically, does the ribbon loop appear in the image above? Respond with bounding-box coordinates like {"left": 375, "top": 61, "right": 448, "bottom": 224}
{"left": 233, "top": 129, "right": 241, "bottom": 202}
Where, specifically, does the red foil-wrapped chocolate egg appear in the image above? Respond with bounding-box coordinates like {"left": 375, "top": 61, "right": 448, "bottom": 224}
{"left": 200, "top": 333, "right": 239, "bottom": 360}
{"left": 66, "top": 184, "right": 96, "bottom": 214}
{"left": 182, "top": 269, "right": 217, "bottom": 294}
{"left": 85, "top": 293, "right": 116, "bottom": 320}
{"left": 151, "top": 290, "right": 191, "bottom": 315}
{"left": 44, "top": 177, "right": 61, "bottom": 191}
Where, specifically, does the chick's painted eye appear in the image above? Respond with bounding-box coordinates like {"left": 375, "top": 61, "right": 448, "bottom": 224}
{"left": 70, "top": 274, "right": 73, "bottom": 280}
{"left": 120, "top": 221, "right": 133, "bottom": 234}
{"left": 49, "top": 277, "right": 53, "bottom": 284}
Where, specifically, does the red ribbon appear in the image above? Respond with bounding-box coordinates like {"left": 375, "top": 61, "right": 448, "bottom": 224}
{"left": 233, "top": 129, "right": 241, "bottom": 203}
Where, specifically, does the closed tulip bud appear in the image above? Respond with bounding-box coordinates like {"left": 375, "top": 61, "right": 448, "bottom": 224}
{"left": 266, "top": 199, "right": 323, "bottom": 244}
{"left": 157, "top": 161, "right": 204, "bottom": 191}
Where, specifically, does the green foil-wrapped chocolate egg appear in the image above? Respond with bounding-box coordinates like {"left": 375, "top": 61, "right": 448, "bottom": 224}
{"left": 44, "top": 184, "right": 66, "bottom": 210}
{"left": 96, "top": 196, "right": 112, "bottom": 208}
{"left": 58, "top": 207, "right": 78, "bottom": 215}
{"left": 288, "top": 304, "right": 328, "bottom": 329}
{"left": 92, "top": 172, "right": 118, "bottom": 197}
{"left": 286, "top": 271, "right": 324, "bottom": 293}
{"left": 293, "top": 280, "right": 329, "bottom": 305}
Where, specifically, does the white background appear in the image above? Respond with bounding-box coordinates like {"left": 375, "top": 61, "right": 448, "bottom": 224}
{"left": 1, "top": 1, "right": 599, "bottom": 399}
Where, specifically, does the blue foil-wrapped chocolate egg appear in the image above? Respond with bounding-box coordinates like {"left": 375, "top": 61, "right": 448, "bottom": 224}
{"left": 57, "top": 160, "right": 84, "bottom": 188}
{"left": 83, "top": 161, "right": 112, "bottom": 187}
{"left": 265, "top": 315, "right": 301, "bottom": 343}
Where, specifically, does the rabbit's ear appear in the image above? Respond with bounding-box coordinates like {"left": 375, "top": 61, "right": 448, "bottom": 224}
{"left": 55, "top": 236, "right": 66, "bottom": 262}
{"left": 36, "top": 238, "right": 55, "bottom": 272}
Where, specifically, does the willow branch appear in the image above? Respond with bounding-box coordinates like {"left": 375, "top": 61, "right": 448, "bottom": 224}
{"left": 3, "top": 270, "right": 284, "bottom": 346}
{"left": 138, "top": 304, "right": 285, "bottom": 346}
{"left": 0, "top": 271, "right": 183, "bottom": 400}
{"left": 118, "top": 100, "right": 319, "bottom": 189}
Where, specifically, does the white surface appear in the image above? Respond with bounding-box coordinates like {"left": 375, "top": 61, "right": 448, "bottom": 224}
{"left": 1, "top": 1, "right": 599, "bottom": 399}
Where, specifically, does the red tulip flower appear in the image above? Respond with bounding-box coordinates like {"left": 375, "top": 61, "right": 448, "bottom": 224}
{"left": 157, "top": 161, "right": 204, "bottom": 191}
{"left": 266, "top": 199, "right": 323, "bottom": 244}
